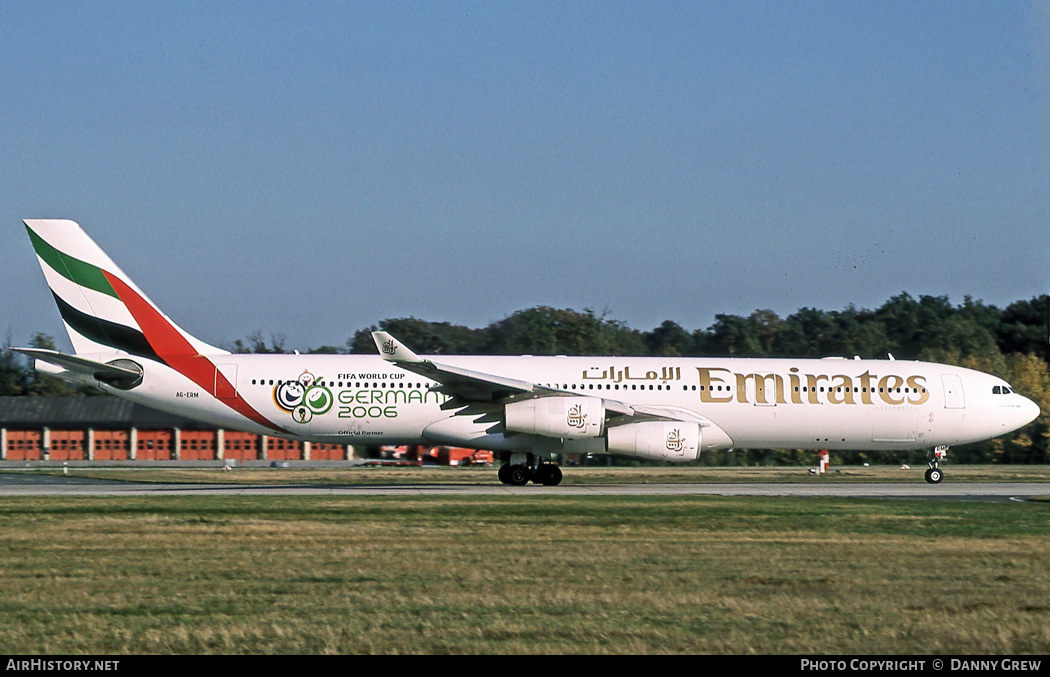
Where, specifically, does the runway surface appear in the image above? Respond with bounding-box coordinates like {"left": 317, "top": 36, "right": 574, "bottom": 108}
{"left": 1, "top": 472, "right": 1047, "bottom": 501}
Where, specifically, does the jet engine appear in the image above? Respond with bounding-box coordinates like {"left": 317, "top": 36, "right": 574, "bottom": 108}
{"left": 606, "top": 421, "right": 701, "bottom": 462}
{"left": 504, "top": 397, "right": 605, "bottom": 438}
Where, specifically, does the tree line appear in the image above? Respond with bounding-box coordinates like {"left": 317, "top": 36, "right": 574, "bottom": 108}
{"left": 3, "top": 293, "right": 1047, "bottom": 465}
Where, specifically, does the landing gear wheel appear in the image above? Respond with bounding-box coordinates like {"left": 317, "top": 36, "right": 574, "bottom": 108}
{"left": 535, "top": 464, "right": 563, "bottom": 486}
{"left": 925, "top": 446, "right": 948, "bottom": 484}
{"left": 498, "top": 464, "right": 511, "bottom": 485}
{"left": 507, "top": 465, "right": 531, "bottom": 486}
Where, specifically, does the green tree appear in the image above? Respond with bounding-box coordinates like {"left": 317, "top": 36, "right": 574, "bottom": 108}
{"left": 0, "top": 331, "right": 27, "bottom": 396}
{"left": 644, "top": 320, "right": 693, "bottom": 356}
{"left": 229, "top": 331, "right": 288, "bottom": 354}
{"left": 347, "top": 318, "right": 482, "bottom": 355}
{"left": 481, "top": 307, "right": 644, "bottom": 356}
{"left": 703, "top": 313, "right": 767, "bottom": 356}
{"left": 997, "top": 295, "right": 1049, "bottom": 361}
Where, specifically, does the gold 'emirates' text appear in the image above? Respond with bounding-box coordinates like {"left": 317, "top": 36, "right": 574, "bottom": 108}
{"left": 696, "top": 367, "right": 929, "bottom": 406}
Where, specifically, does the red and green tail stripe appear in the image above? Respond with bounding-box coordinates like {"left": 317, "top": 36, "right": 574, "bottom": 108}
{"left": 26, "top": 226, "right": 120, "bottom": 299}
{"left": 28, "top": 222, "right": 285, "bottom": 433}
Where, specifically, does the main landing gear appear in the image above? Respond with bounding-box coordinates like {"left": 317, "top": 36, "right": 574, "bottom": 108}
{"left": 497, "top": 454, "right": 563, "bottom": 486}
{"left": 924, "top": 445, "right": 949, "bottom": 484}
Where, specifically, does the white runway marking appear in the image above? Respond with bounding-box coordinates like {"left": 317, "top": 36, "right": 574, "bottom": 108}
{"left": 1, "top": 474, "right": 1048, "bottom": 501}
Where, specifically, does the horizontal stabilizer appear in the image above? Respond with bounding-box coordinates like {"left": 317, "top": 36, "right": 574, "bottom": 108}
{"left": 12, "top": 348, "right": 143, "bottom": 385}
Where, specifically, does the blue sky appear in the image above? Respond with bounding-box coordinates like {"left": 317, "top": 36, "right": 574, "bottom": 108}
{"left": 2, "top": 1, "right": 1046, "bottom": 352}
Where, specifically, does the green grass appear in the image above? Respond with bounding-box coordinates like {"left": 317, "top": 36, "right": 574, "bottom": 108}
{"left": 0, "top": 494, "right": 1047, "bottom": 654}
{"left": 8, "top": 463, "right": 1050, "bottom": 486}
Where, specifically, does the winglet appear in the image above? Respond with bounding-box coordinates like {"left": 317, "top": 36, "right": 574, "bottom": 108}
{"left": 371, "top": 331, "right": 424, "bottom": 364}
{"left": 370, "top": 331, "right": 536, "bottom": 401}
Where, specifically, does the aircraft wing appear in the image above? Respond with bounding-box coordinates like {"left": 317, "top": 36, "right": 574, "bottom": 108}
{"left": 371, "top": 331, "right": 636, "bottom": 415}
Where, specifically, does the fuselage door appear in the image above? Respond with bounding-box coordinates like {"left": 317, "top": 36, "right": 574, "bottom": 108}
{"left": 750, "top": 373, "right": 779, "bottom": 406}
{"left": 214, "top": 364, "right": 238, "bottom": 400}
{"left": 940, "top": 374, "right": 965, "bottom": 409}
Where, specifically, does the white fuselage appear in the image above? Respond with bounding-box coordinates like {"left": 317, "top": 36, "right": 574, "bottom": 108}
{"left": 23, "top": 219, "right": 1040, "bottom": 471}
{"left": 74, "top": 352, "right": 1040, "bottom": 456}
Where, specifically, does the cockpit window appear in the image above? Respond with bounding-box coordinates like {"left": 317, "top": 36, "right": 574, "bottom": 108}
{"left": 993, "top": 386, "right": 1002, "bottom": 394}
{"left": 992, "top": 385, "right": 1018, "bottom": 395}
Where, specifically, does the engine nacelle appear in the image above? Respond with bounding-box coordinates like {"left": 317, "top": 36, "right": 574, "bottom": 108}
{"left": 504, "top": 397, "right": 605, "bottom": 438}
{"left": 606, "top": 421, "right": 701, "bottom": 462}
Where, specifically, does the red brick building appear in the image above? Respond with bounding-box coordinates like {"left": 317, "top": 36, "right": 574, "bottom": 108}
{"left": 0, "top": 396, "right": 350, "bottom": 462}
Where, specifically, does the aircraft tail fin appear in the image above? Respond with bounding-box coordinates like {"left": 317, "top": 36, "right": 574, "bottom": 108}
{"left": 23, "top": 219, "right": 227, "bottom": 359}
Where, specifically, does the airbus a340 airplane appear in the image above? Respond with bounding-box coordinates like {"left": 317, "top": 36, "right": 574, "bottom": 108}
{"left": 16, "top": 219, "right": 1040, "bottom": 485}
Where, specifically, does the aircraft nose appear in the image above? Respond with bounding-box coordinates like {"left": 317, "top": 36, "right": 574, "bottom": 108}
{"left": 1021, "top": 396, "right": 1041, "bottom": 427}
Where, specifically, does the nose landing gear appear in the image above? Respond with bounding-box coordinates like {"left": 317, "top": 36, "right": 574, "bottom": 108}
{"left": 924, "top": 445, "right": 948, "bottom": 484}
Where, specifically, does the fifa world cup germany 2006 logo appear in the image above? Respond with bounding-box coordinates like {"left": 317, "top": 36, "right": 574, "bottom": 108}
{"left": 273, "top": 370, "right": 333, "bottom": 424}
